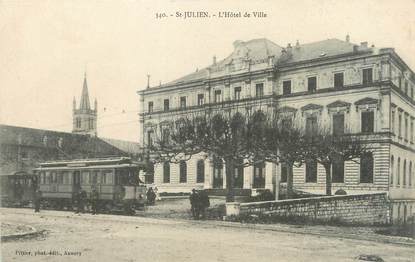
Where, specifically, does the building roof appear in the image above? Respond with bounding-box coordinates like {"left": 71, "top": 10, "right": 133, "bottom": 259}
{"left": 153, "top": 38, "right": 363, "bottom": 89}
{"left": 285, "top": 38, "right": 356, "bottom": 64}
{"left": 0, "top": 124, "right": 124, "bottom": 158}
{"left": 101, "top": 137, "right": 141, "bottom": 155}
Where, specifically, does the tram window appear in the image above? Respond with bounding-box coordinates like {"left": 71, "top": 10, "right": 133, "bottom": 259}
{"left": 62, "top": 172, "right": 69, "bottom": 184}
{"left": 106, "top": 172, "right": 114, "bottom": 185}
{"left": 57, "top": 173, "right": 64, "bottom": 184}
{"left": 82, "top": 172, "right": 90, "bottom": 184}
{"left": 50, "top": 172, "right": 57, "bottom": 183}
{"left": 91, "top": 172, "right": 98, "bottom": 184}
{"left": 101, "top": 173, "right": 106, "bottom": 184}
{"left": 45, "top": 172, "right": 51, "bottom": 184}
{"left": 40, "top": 172, "right": 45, "bottom": 184}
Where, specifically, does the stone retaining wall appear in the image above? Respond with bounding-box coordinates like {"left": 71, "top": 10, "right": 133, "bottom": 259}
{"left": 237, "top": 193, "right": 390, "bottom": 225}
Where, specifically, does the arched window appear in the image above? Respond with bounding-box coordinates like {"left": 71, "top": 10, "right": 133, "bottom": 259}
{"left": 390, "top": 156, "right": 394, "bottom": 186}
{"left": 403, "top": 160, "right": 407, "bottom": 186}
{"left": 163, "top": 162, "right": 170, "bottom": 183}
{"left": 234, "top": 158, "right": 244, "bottom": 189}
{"left": 360, "top": 152, "right": 374, "bottom": 183}
{"left": 213, "top": 157, "right": 223, "bottom": 189}
{"left": 409, "top": 162, "right": 412, "bottom": 187}
{"left": 253, "top": 161, "right": 266, "bottom": 188}
{"left": 179, "top": 161, "right": 187, "bottom": 183}
{"left": 196, "top": 160, "right": 205, "bottom": 183}
{"left": 397, "top": 158, "right": 401, "bottom": 186}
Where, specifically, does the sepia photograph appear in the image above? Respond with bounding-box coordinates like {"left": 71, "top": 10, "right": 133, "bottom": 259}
{"left": 1, "top": 0, "right": 414, "bottom": 261}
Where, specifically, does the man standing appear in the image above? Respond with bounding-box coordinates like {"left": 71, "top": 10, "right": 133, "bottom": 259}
{"left": 90, "top": 188, "right": 99, "bottom": 215}
{"left": 189, "top": 189, "right": 200, "bottom": 220}
{"left": 199, "top": 190, "right": 210, "bottom": 220}
{"left": 34, "top": 189, "right": 42, "bottom": 213}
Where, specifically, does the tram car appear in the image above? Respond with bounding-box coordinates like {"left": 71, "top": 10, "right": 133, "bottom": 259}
{"left": 0, "top": 172, "right": 37, "bottom": 207}
{"left": 33, "top": 157, "right": 147, "bottom": 214}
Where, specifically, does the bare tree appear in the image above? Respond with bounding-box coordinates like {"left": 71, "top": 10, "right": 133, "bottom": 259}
{"left": 252, "top": 112, "right": 306, "bottom": 199}
{"left": 303, "top": 128, "right": 371, "bottom": 195}
{"left": 150, "top": 110, "right": 254, "bottom": 202}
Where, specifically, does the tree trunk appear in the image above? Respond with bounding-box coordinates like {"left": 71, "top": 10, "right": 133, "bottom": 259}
{"left": 286, "top": 162, "right": 294, "bottom": 199}
{"left": 225, "top": 158, "right": 235, "bottom": 202}
{"left": 324, "top": 163, "right": 332, "bottom": 196}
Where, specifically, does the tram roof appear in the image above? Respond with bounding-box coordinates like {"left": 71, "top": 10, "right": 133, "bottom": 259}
{"left": 34, "top": 163, "right": 139, "bottom": 171}
{"left": 35, "top": 157, "right": 145, "bottom": 169}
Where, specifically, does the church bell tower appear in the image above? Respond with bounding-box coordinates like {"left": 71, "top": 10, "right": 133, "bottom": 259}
{"left": 72, "top": 72, "right": 97, "bottom": 136}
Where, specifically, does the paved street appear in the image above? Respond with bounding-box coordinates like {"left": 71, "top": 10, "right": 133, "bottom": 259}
{"left": 1, "top": 207, "right": 414, "bottom": 262}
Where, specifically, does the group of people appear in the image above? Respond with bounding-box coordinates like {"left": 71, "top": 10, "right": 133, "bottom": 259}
{"left": 146, "top": 186, "right": 160, "bottom": 205}
{"left": 189, "top": 189, "right": 210, "bottom": 220}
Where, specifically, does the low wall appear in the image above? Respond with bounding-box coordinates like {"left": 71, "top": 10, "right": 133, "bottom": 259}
{"left": 236, "top": 193, "right": 390, "bottom": 225}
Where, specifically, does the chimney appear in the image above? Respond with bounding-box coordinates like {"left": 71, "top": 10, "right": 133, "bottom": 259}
{"left": 353, "top": 45, "right": 359, "bottom": 52}
{"left": 346, "top": 34, "right": 350, "bottom": 43}
{"left": 213, "top": 55, "right": 217, "bottom": 65}
{"left": 360, "top": 42, "right": 368, "bottom": 48}
{"left": 295, "top": 40, "right": 300, "bottom": 48}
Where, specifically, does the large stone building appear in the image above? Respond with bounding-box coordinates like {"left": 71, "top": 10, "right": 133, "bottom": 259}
{"left": 138, "top": 37, "right": 415, "bottom": 221}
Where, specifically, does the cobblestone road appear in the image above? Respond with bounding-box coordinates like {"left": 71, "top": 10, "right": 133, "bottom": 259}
{"left": 1, "top": 207, "right": 414, "bottom": 262}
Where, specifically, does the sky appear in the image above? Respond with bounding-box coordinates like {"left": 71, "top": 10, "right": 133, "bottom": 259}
{"left": 1, "top": 0, "right": 414, "bottom": 142}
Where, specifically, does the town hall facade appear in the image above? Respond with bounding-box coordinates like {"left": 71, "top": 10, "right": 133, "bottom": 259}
{"left": 138, "top": 36, "right": 415, "bottom": 220}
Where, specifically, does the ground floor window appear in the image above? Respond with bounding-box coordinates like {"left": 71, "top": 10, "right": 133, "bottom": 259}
{"left": 213, "top": 158, "right": 223, "bottom": 189}
{"left": 305, "top": 160, "right": 317, "bottom": 183}
{"left": 234, "top": 159, "right": 244, "bottom": 188}
{"left": 196, "top": 160, "right": 205, "bottom": 183}
{"left": 253, "top": 161, "right": 265, "bottom": 188}
{"left": 280, "top": 162, "right": 289, "bottom": 183}
{"left": 163, "top": 162, "right": 170, "bottom": 183}
{"left": 179, "top": 161, "right": 187, "bottom": 183}
{"left": 332, "top": 158, "right": 344, "bottom": 183}
{"left": 360, "top": 152, "right": 374, "bottom": 183}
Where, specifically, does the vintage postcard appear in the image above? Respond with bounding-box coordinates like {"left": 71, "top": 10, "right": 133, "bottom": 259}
{"left": 1, "top": 0, "right": 414, "bottom": 261}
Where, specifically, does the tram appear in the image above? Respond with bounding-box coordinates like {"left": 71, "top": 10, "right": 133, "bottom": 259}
{"left": 33, "top": 157, "right": 147, "bottom": 214}
{"left": 0, "top": 172, "right": 36, "bottom": 207}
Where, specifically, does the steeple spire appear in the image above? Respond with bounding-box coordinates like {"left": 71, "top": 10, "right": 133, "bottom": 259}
{"left": 79, "top": 72, "right": 91, "bottom": 110}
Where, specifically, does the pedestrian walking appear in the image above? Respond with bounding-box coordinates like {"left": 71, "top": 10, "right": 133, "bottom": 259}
{"left": 34, "top": 188, "right": 42, "bottom": 213}
{"left": 154, "top": 186, "right": 161, "bottom": 201}
{"left": 147, "top": 187, "right": 156, "bottom": 205}
{"left": 189, "top": 189, "right": 200, "bottom": 220}
{"left": 90, "top": 188, "right": 99, "bottom": 215}
{"left": 198, "top": 190, "right": 210, "bottom": 220}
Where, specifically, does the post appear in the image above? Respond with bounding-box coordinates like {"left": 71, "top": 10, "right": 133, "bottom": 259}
{"left": 225, "top": 202, "right": 240, "bottom": 217}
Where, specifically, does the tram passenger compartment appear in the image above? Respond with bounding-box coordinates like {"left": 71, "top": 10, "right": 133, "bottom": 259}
{"left": 33, "top": 157, "right": 149, "bottom": 214}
